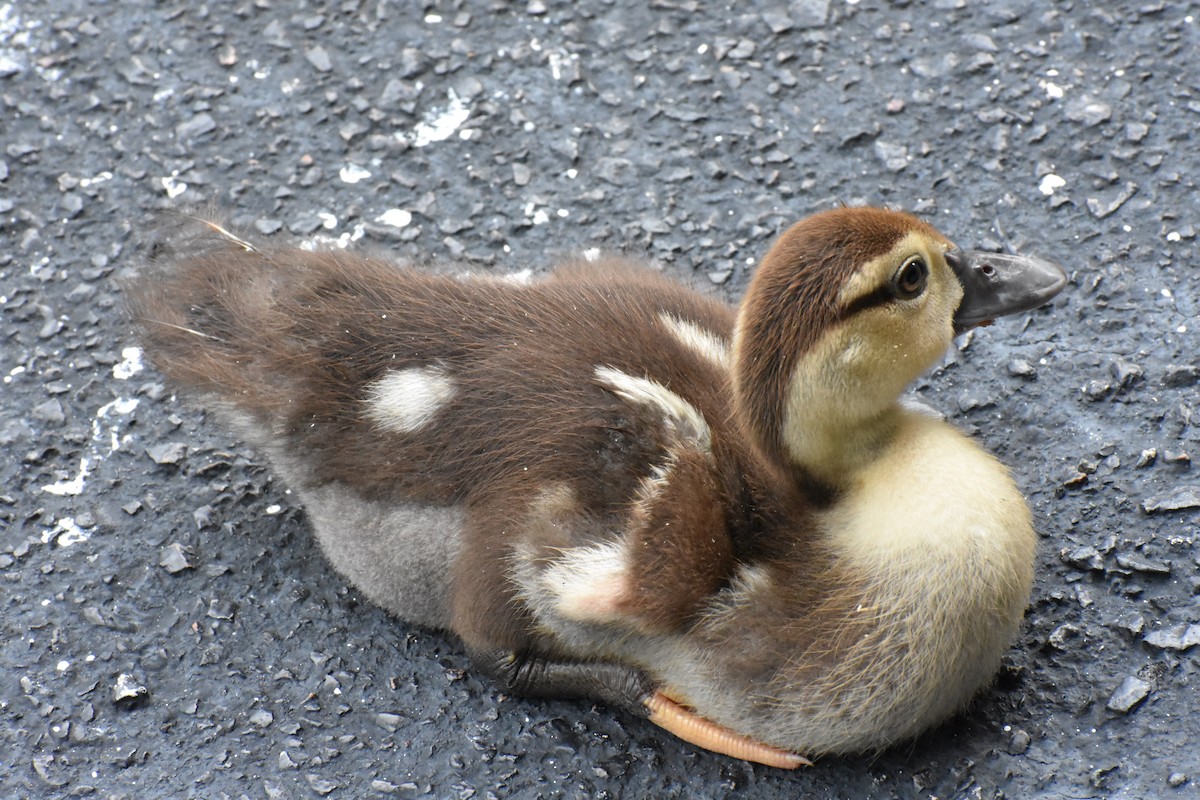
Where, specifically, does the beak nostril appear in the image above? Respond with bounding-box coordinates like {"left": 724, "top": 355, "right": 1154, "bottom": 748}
{"left": 980, "top": 263, "right": 997, "bottom": 278}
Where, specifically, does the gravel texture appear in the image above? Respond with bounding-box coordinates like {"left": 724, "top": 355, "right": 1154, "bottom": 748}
{"left": 2, "top": 1, "right": 1199, "bottom": 798}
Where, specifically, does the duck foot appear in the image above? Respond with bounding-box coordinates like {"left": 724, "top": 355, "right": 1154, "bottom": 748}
{"left": 471, "top": 648, "right": 808, "bottom": 768}
{"left": 644, "top": 690, "right": 811, "bottom": 769}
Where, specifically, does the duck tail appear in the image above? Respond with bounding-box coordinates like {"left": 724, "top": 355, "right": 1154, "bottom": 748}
{"left": 122, "top": 213, "right": 315, "bottom": 417}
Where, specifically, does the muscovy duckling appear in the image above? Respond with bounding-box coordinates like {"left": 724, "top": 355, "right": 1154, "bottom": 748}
{"left": 126, "top": 208, "right": 1066, "bottom": 768}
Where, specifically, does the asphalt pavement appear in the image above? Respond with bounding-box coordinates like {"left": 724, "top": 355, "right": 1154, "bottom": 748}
{"left": 2, "top": 1, "right": 1199, "bottom": 798}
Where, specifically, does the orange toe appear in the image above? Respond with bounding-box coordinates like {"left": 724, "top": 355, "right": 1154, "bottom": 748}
{"left": 644, "top": 690, "right": 811, "bottom": 769}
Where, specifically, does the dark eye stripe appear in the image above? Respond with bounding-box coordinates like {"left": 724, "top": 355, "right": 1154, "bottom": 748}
{"left": 837, "top": 284, "right": 895, "bottom": 320}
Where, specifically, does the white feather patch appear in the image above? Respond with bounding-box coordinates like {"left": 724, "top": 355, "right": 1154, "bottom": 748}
{"left": 541, "top": 541, "right": 632, "bottom": 623}
{"left": 364, "top": 366, "right": 456, "bottom": 433}
{"left": 594, "top": 366, "right": 711, "bottom": 450}
{"left": 658, "top": 312, "right": 731, "bottom": 369}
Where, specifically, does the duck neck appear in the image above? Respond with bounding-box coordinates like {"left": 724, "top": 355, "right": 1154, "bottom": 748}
{"left": 731, "top": 326, "right": 908, "bottom": 492}
{"left": 781, "top": 401, "right": 904, "bottom": 491}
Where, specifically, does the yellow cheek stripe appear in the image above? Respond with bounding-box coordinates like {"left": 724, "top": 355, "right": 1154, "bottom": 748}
{"left": 834, "top": 231, "right": 945, "bottom": 313}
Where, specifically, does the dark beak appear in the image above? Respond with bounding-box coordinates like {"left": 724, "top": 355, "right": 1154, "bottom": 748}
{"left": 946, "top": 248, "right": 1068, "bottom": 335}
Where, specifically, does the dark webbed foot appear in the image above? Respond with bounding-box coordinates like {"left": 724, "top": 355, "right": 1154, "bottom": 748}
{"left": 470, "top": 649, "right": 809, "bottom": 768}
{"left": 470, "top": 647, "right": 654, "bottom": 718}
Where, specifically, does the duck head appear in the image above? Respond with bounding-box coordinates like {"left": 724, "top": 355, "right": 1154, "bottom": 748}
{"left": 732, "top": 207, "right": 1066, "bottom": 488}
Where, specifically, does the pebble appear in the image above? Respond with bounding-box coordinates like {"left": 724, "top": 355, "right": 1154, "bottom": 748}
{"left": 113, "top": 674, "right": 149, "bottom": 706}
{"left": 762, "top": 9, "right": 794, "bottom": 34}
{"left": 376, "top": 712, "right": 404, "bottom": 732}
{"left": 305, "top": 46, "right": 333, "bottom": 72}
{"left": 1065, "top": 96, "right": 1113, "bottom": 127}
{"left": 1007, "top": 728, "right": 1031, "bottom": 755}
{"left": 1087, "top": 183, "right": 1138, "bottom": 219}
{"left": 249, "top": 708, "right": 275, "bottom": 728}
{"left": 1162, "top": 365, "right": 1199, "bottom": 388}
{"left": 1169, "top": 773, "right": 1188, "bottom": 788}
{"left": 146, "top": 442, "right": 188, "bottom": 465}
{"left": 307, "top": 775, "right": 339, "bottom": 795}
{"left": 192, "top": 504, "right": 216, "bottom": 529}
{"left": 1106, "top": 675, "right": 1150, "bottom": 713}
{"left": 1144, "top": 624, "right": 1200, "bottom": 651}
{"left": 159, "top": 543, "right": 193, "bottom": 574}
{"left": 1115, "top": 553, "right": 1170, "bottom": 576}
{"left": 1060, "top": 545, "right": 1104, "bottom": 572}
{"left": 1109, "top": 612, "right": 1145, "bottom": 637}
{"left": 874, "top": 141, "right": 908, "bottom": 172}
{"left": 32, "top": 755, "right": 66, "bottom": 787}
{"left": 791, "top": 0, "right": 830, "bottom": 28}
{"left": 31, "top": 398, "right": 65, "bottom": 425}
{"left": 176, "top": 113, "right": 217, "bottom": 142}
{"left": 957, "top": 388, "right": 995, "bottom": 412}
{"left": 595, "top": 157, "right": 636, "bottom": 186}
{"left": 1047, "top": 623, "right": 1081, "bottom": 650}
{"left": 1110, "top": 358, "right": 1144, "bottom": 389}
{"left": 1142, "top": 485, "right": 1200, "bottom": 513}
{"left": 1007, "top": 359, "right": 1036, "bottom": 378}
{"left": 207, "top": 599, "right": 238, "bottom": 620}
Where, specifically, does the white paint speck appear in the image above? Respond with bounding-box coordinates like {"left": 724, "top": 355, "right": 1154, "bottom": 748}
{"left": 78, "top": 171, "right": 113, "bottom": 188}
{"left": 1161, "top": 288, "right": 1173, "bottom": 299}
{"left": 376, "top": 208, "right": 413, "bottom": 228}
{"left": 42, "top": 458, "right": 91, "bottom": 496}
{"left": 547, "top": 50, "right": 577, "bottom": 81}
{"left": 1167, "top": 231, "right": 1181, "bottom": 242}
{"left": 113, "top": 346, "right": 143, "bottom": 380}
{"left": 265, "top": 504, "right": 282, "bottom": 515}
{"left": 1040, "top": 80, "right": 1064, "bottom": 99}
{"left": 503, "top": 268, "right": 534, "bottom": 285}
{"left": 57, "top": 660, "right": 70, "bottom": 672}
{"left": 42, "top": 395, "right": 139, "bottom": 497}
{"left": 160, "top": 175, "right": 188, "bottom": 199}
{"left": 302, "top": 222, "right": 366, "bottom": 252}
{"left": 583, "top": 248, "right": 601, "bottom": 262}
{"left": 524, "top": 201, "right": 550, "bottom": 226}
{"left": 318, "top": 212, "right": 338, "bottom": 230}
{"left": 424, "top": 13, "right": 442, "bottom": 23}
{"left": 339, "top": 164, "right": 372, "bottom": 184}
{"left": 45, "top": 516, "right": 90, "bottom": 547}
{"left": 95, "top": 397, "right": 139, "bottom": 454}
{"left": 105, "top": 397, "right": 140, "bottom": 416}
{"left": 0, "top": 4, "right": 32, "bottom": 75}
{"left": 1039, "top": 174, "right": 1066, "bottom": 196}
{"left": 401, "top": 89, "right": 471, "bottom": 148}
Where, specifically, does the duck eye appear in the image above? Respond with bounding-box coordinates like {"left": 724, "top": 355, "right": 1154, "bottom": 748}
{"left": 893, "top": 257, "right": 928, "bottom": 299}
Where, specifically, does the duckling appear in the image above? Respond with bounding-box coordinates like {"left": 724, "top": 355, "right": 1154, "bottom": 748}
{"left": 125, "top": 208, "right": 1066, "bottom": 768}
